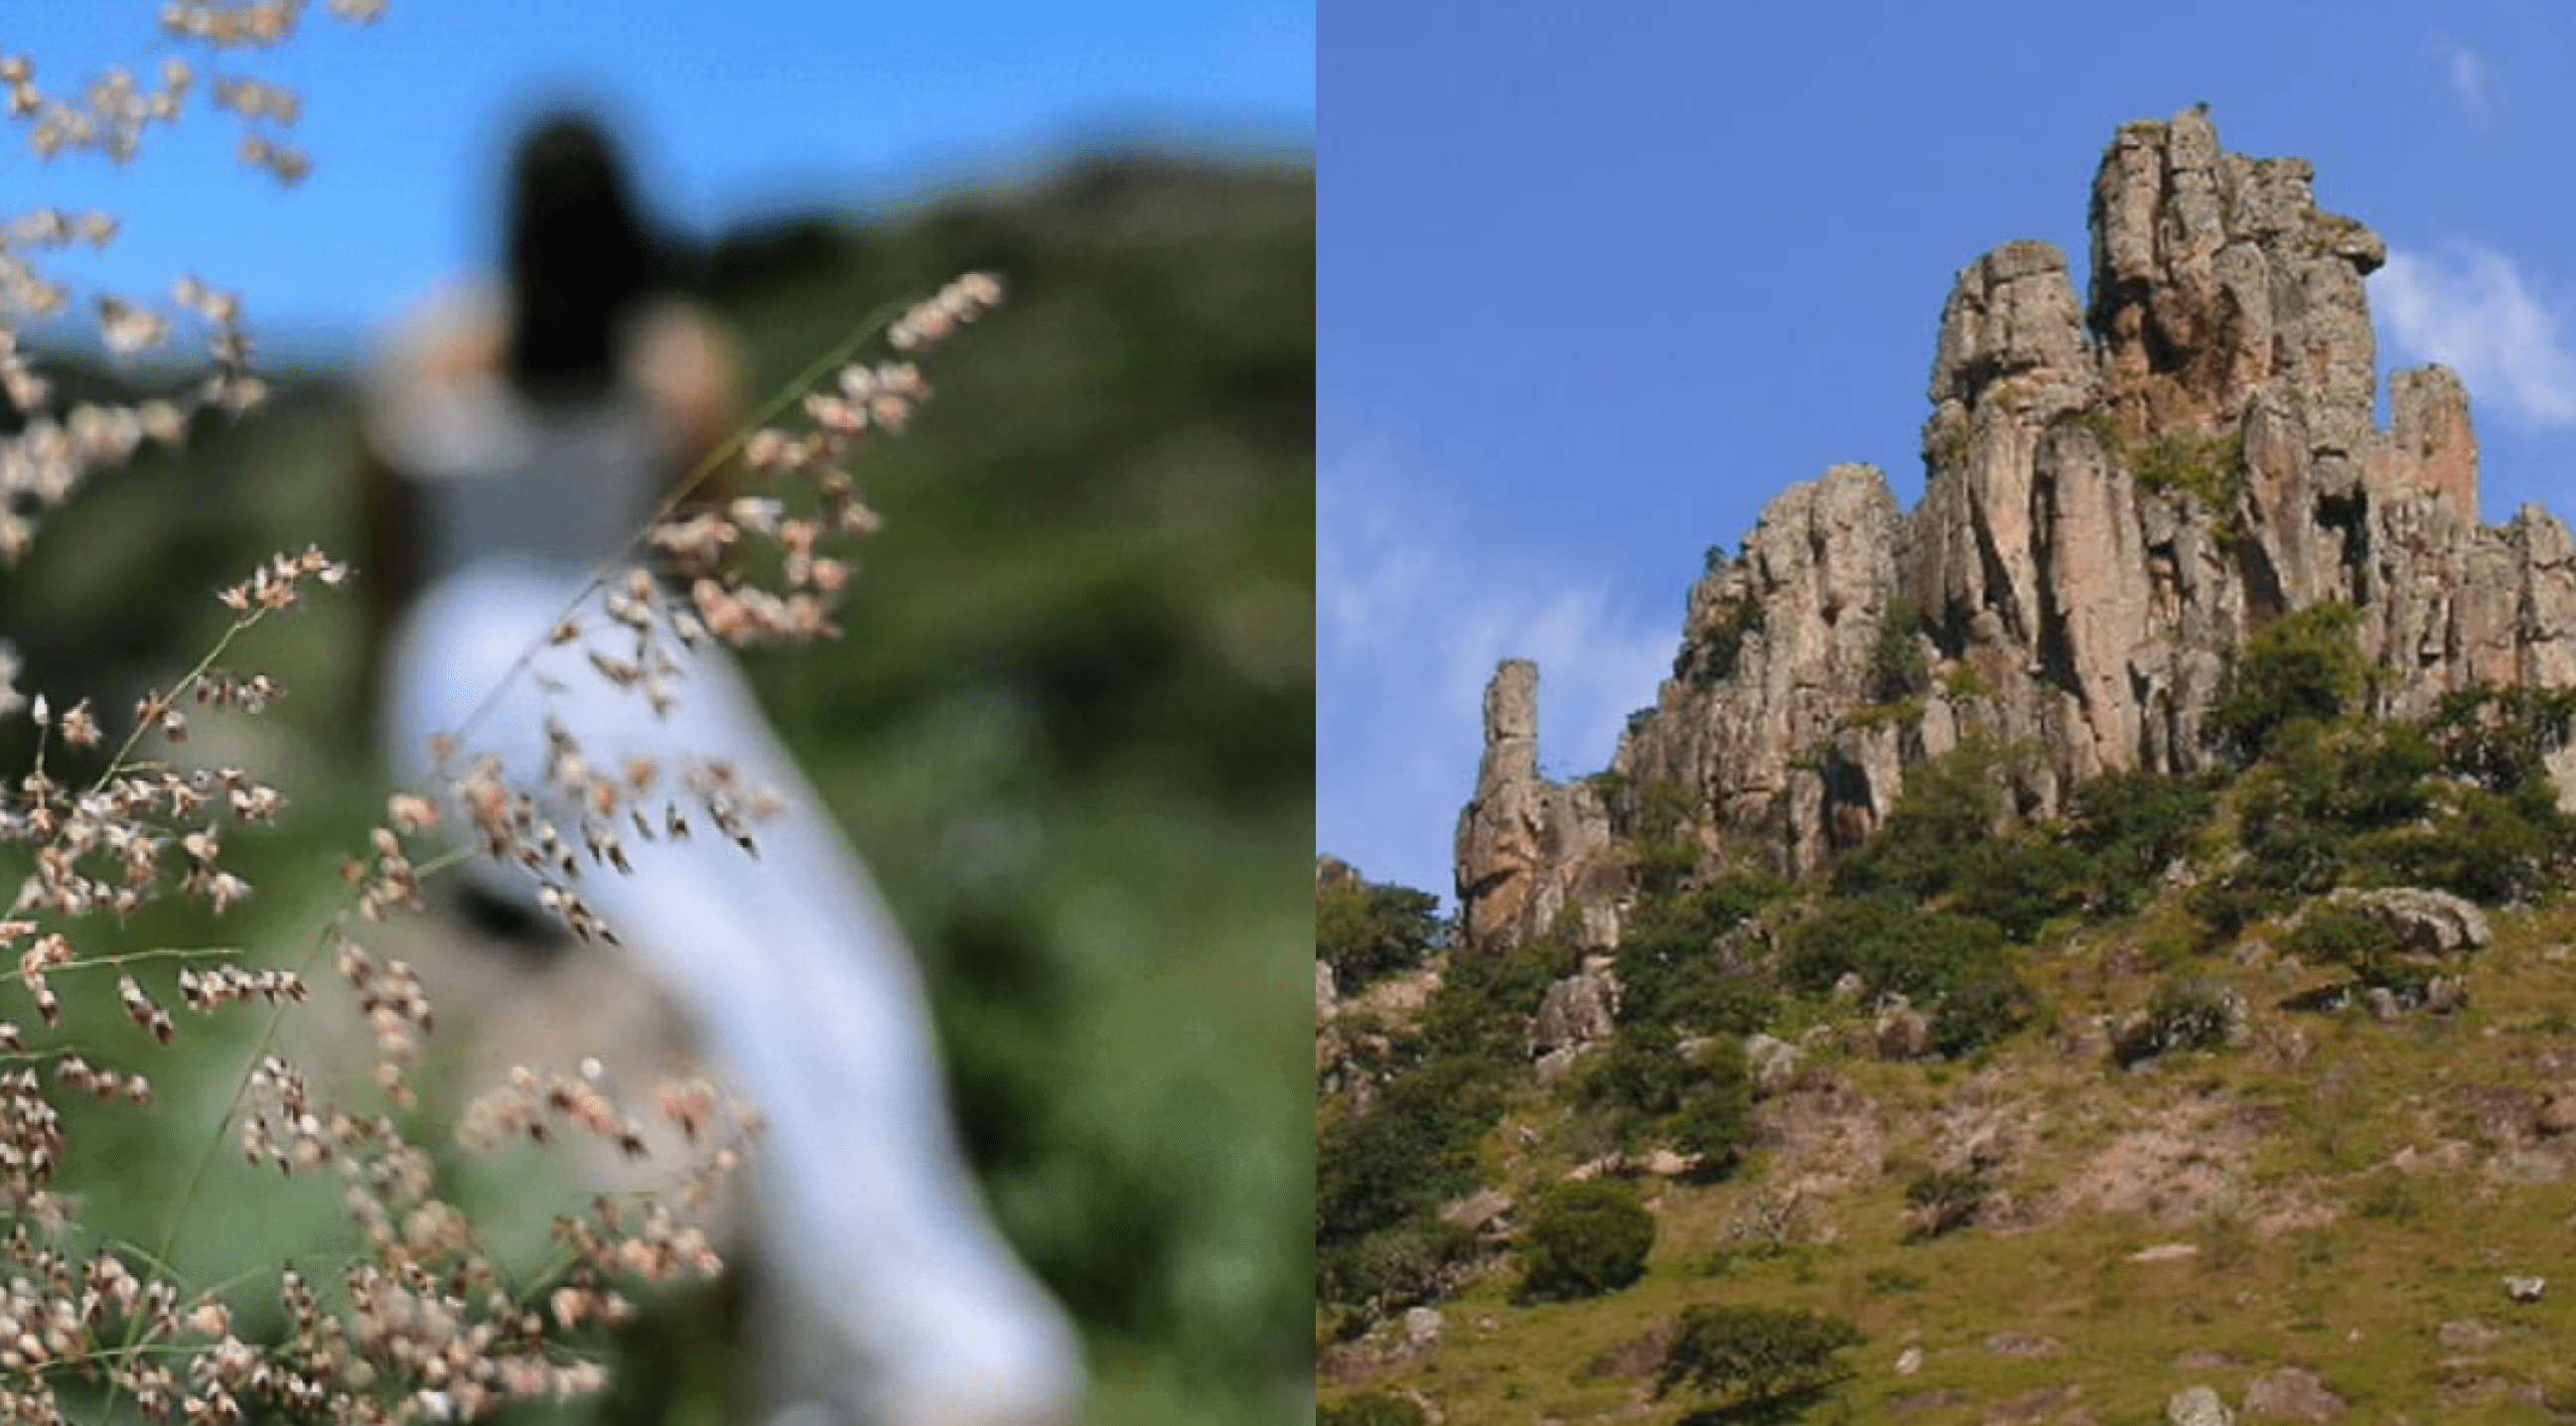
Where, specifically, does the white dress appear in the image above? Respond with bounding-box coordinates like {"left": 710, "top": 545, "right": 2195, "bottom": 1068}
{"left": 363, "top": 288, "right": 1081, "bottom": 1426}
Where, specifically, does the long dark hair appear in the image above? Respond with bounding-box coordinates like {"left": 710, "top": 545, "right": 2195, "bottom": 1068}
{"left": 502, "top": 112, "right": 663, "bottom": 394}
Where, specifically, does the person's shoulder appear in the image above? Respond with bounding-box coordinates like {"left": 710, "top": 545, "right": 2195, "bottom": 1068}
{"left": 625, "top": 297, "right": 741, "bottom": 458}
{"left": 626, "top": 298, "right": 734, "bottom": 390}
{"left": 358, "top": 281, "right": 512, "bottom": 474}
{"left": 365, "top": 281, "right": 508, "bottom": 399}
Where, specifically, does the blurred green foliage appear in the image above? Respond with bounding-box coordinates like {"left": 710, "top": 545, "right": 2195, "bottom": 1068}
{"left": 0, "top": 151, "right": 1312, "bottom": 1425}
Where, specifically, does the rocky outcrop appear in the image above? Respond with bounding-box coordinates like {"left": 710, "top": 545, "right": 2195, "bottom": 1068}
{"left": 1454, "top": 659, "right": 1617, "bottom": 950}
{"left": 2169, "top": 1384, "right": 2236, "bottom": 1426}
{"left": 1617, "top": 463, "right": 1909, "bottom": 872}
{"left": 2241, "top": 1365, "right": 2348, "bottom": 1422}
{"left": 2321, "top": 887, "right": 2493, "bottom": 956}
{"left": 1464, "top": 106, "right": 2576, "bottom": 914}
{"left": 1528, "top": 960, "right": 1620, "bottom": 1060}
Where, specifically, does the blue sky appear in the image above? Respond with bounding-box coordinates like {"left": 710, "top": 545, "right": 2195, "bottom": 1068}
{"left": 1321, "top": 1, "right": 2576, "bottom": 902}
{"left": 6, "top": 2, "right": 1313, "bottom": 351}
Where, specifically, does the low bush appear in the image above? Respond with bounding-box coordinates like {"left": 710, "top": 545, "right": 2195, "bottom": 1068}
{"left": 1777, "top": 896, "right": 2008, "bottom": 1001}
{"left": 2067, "top": 768, "right": 2219, "bottom": 909}
{"left": 1316, "top": 875, "right": 1446, "bottom": 989}
{"left": 1316, "top": 1219, "right": 1480, "bottom": 1318}
{"left": 2287, "top": 902, "right": 2441, "bottom": 1002}
{"left": 1903, "top": 1169, "right": 1989, "bottom": 1240}
{"left": 2112, "top": 977, "right": 2240, "bottom": 1067}
{"left": 1419, "top": 934, "right": 1578, "bottom": 1063}
{"left": 1948, "top": 835, "right": 2094, "bottom": 941}
{"left": 1669, "top": 1037, "right": 1756, "bottom": 1178}
{"left": 1580, "top": 1025, "right": 1696, "bottom": 1121}
{"left": 1656, "top": 1304, "right": 1863, "bottom": 1415}
{"left": 2206, "top": 602, "right": 2367, "bottom": 763}
{"left": 1614, "top": 874, "right": 1787, "bottom": 1036}
{"left": 1316, "top": 1059, "right": 1501, "bottom": 1250}
{"left": 1517, "top": 1179, "right": 1656, "bottom": 1302}
{"left": 1319, "top": 1390, "right": 1428, "bottom": 1426}
{"left": 1932, "top": 971, "right": 2043, "bottom": 1059}
{"left": 1831, "top": 742, "right": 2011, "bottom": 903}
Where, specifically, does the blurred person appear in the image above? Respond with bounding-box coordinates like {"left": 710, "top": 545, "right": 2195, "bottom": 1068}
{"left": 356, "top": 108, "right": 1080, "bottom": 1426}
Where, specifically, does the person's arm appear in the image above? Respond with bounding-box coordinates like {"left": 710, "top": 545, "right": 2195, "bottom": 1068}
{"left": 354, "top": 286, "right": 503, "bottom": 719}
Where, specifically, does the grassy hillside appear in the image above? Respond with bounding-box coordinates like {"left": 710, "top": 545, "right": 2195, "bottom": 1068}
{"left": 0, "top": 150, "right": 1312, "bottom": 1425}
{"left": 1320, "top": 642, "right": 2576, "bottom": 1423}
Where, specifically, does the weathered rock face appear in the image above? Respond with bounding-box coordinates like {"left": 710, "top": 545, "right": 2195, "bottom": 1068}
{"left": 2323, "top": 886, "right": 2494, "bottom": 957}
{"left": 1453, "top": 659, "right": 1616, "bottom": 950}
{"left": 1529, "top": 962, "right": 1620, "bottom": 1059}
{"left": 1456, "top": 106, "right": 2576, "bottom": 905}
{"left": 1617, "top": 463, "right": 1908, "bottom": 873}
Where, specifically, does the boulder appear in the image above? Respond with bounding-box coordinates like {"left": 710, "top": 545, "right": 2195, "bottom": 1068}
{"left": 2242, "top": 1365, "right": 2346, "bottom": 1422}
{"left": 2169, "top": 1384, "right": 2235, "bottom": 1426}
{"left": 2324, "top": 887, "right": 2492, "bottom": 956}
{"left": 1528, "top": 966, "right": 1620, "bottom": 1058}
{"left": 1745, "top": 1031, "right": 1804, "bottom": 1095}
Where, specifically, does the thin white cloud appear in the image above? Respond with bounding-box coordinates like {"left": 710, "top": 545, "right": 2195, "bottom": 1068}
{"left": 2440, "top": 39, "right": 2491, "bottom": 122}
{"left": 1318, "top": 448, "right": 1673, "bottom": 903}
{"left": 2374, "top": 244, "right": 2576, "bottom": 427}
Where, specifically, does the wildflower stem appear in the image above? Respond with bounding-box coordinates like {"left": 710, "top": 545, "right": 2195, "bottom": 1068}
{"left": 424, "top": 293, "right": 914, "bottom": 775}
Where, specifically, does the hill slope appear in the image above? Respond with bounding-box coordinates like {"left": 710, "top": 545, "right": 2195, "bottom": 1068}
{"left": 1320, "top": 110, "right": 2576, "bottom": 1426}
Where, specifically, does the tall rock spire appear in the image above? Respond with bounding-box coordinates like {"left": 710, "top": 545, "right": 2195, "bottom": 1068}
{"left": 1454, "top": 659, "right": 1615, "bottom": 952}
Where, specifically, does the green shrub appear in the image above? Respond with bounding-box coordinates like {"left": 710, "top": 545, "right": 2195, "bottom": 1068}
{"left": 1948, "top": 835, "right": 2094, "bottom": 940}
{"left": 1656, "top": 1304, "right": 1863, "bottom": 1413}
{"left": 2429, "top": 684, "right": 2576, "bottom": 796}
{"left": 1517, "top": 1179, "right": 1656, "bottom": 1302}
{"left": 1579, "top": 1028, "right": 1755, "bottom": 1177}
{"left": 2207, "top": 602, "right": 2367, "bottom": 763}
{"left": 1419, "top": 934, "right": 1577, "bottom": 1063}
{"left": 2205, "top": 703, "right": 2574, "bottom": 910}
{"left": 2068, "top": 768, "right": 2218, "bottom": 908}
{"left": 1580, "top": 1025, "right": 1695, "bottom": 1121}
{"left": 2216, "top": 724, "right": 2443, "bottom": 917}
{"left": 2364, "top": 784, "right": 2567, "bottom": 904}
{"left": 2112, "top": 977, "right": 2239, "bottom": 1067}
{"left": 1869, "top": 596, "right": 1932, "bottom": 706}
{"left": 2287, "top": 902, "right": 2447, "bottom": 1002}
{"left": 1319, "top": 1390, "right": 1428, "bottom": 1426}
{"left": 1316, "top": 1059, "right": 1502, "bottom": 1249}
{"left": 1669, "top": 1037, "right": 1756, "bottom": 1179}
{"left": 2186, "top": 878, "right": 2286, "bottom": 938}
{"left": 2130, "top": 426, "right": 2247, "bottom": 511}
{"left": 1932, "top": 971, "right": 2042, "bottom": 1059}
{"left": 1614, "top": 875, "right": 1786, "bottom": 1036}
{"left": 1316, "top": 1219, "right": 1480, "bottom": 1315}
{"left": 1778, "top": 897, "right": 2009, "bottom": 1002}
{"left": 1316, "top": 876, "right": 1444, "bottom": 989}
{"left": 1903, "top": 1169, "right": 1988, "bottom": 1240}
{"left": 1832, "top": 742, "right": 2010, "bottom": 902}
